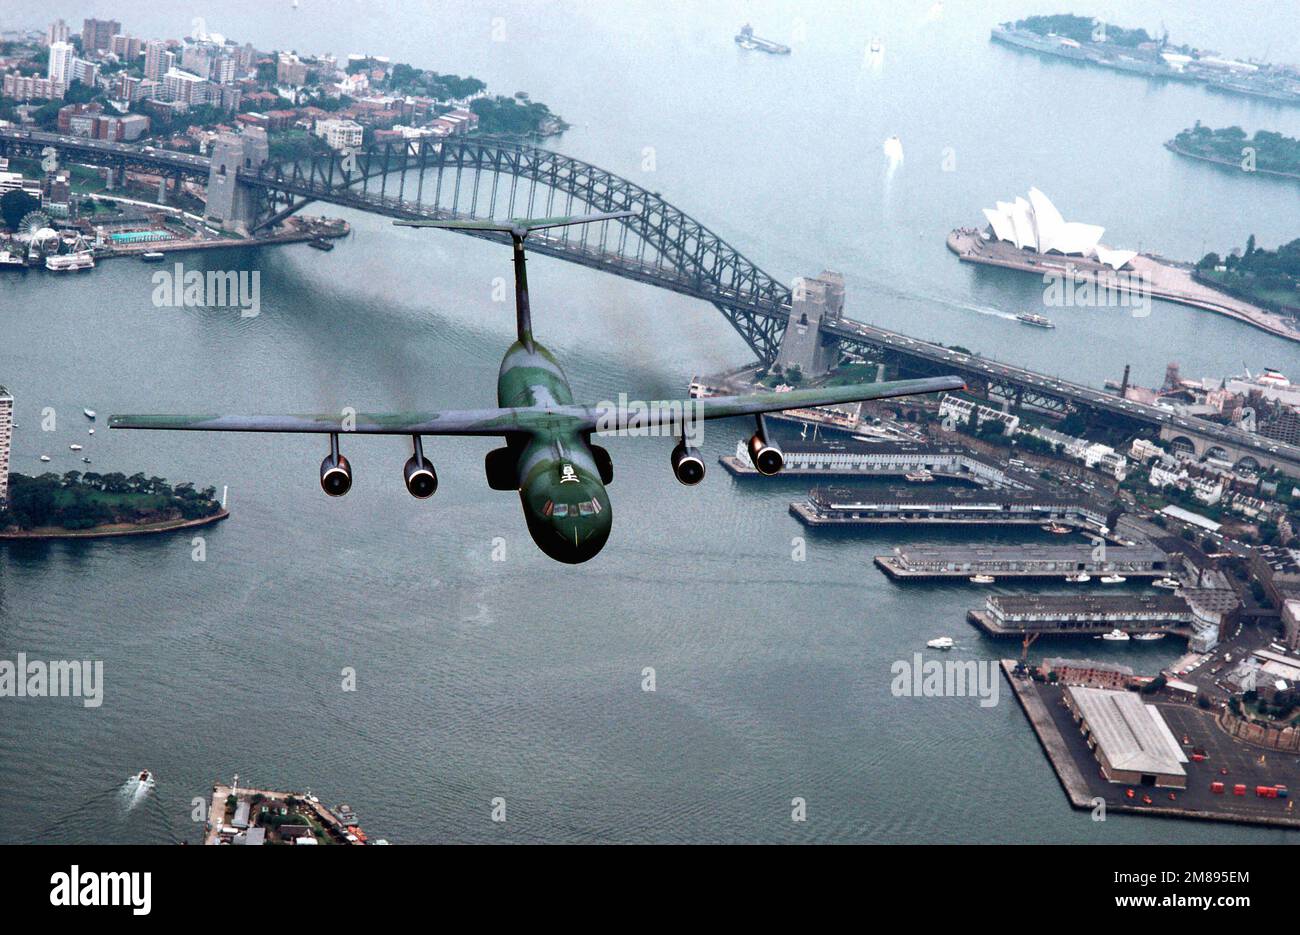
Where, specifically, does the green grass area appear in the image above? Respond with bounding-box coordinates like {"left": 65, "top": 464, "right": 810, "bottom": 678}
{"left": 48, "top": 488, "right": 172, "bottom": 512}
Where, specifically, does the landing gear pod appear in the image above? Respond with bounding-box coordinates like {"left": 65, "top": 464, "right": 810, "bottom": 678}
{"left": 747, "top": 413, "right": 784, "bottom": 476}
{"left": 670, "top": 440, "right": 705, "bottom": 485}
{"left": 404, "top": 436, "right": 437, "bottom": 498}
{"left": 320, "top": 433, "right": 353, "bottom": 496}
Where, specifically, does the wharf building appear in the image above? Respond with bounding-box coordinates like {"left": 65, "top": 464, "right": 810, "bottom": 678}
{"left": 876, "top": 543, "right": 1170, "bottom": 580}
{"left": 1040, "top": 658, "right": 1135, "bottom": 691}
{"left": 970, "top": 593, "right": 1193, "bottom": 637}
{"left": 795, "top": 484, "right": 1108, "bottom": 529}
{"left": 1063, "top": 686, "right": 1188, "bottom": 789}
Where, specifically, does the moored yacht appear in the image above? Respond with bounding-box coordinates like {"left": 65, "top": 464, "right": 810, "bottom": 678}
{"left": 1099, "top": 573, "right": 1127, "bottom": 584}
{"left": 1132, "top": 632, "right": 1166, "bottom": 641}
{"left": 969, "top": 574, "right": 996, "bottom": 584}
{"left": 1066, "top": 572, "right": 1091, "bottom": 583}
{"left": 1098, "top": 628, "right": 1131, "bottom": 641}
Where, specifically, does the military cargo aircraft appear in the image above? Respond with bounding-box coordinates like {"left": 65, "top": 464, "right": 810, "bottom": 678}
{"left": 112, "top": 213, "right": 963, "bottom": 563}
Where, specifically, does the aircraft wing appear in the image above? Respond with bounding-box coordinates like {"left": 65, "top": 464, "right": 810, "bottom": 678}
{"left": 585, "top": 375, "right": 966, "bottom": 433}
{"left": 109, "top": 376, "right": 964, "bottom": 437}
{"left": 108, "top": 409, "right": 546, "bottom": 436}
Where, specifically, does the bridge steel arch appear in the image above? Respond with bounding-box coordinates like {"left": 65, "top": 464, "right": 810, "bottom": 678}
{"left": 240, "top": 136, "right": 795, "bottom": 360}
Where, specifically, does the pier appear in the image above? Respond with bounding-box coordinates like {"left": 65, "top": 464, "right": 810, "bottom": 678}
{"left": 1002, "top": 662, "right": 1300, "bottom": 829}
{"left": 792, "top": 485, "right": 1106, "bottom": 529}
{"left": 969, "top": 593, "right": 1191, "bottom": 637}
{"left": 875, "top": 543, "right": 1170, "bottom": 581}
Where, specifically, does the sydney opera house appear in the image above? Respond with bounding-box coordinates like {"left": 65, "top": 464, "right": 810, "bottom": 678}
{"left": 982, "top": 188, "right": 1137, "bottom": 270}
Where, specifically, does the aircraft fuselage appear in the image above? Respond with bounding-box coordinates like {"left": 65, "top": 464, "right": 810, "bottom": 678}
{"left": 498, "top": 341, "right": 612, "bottom": 563}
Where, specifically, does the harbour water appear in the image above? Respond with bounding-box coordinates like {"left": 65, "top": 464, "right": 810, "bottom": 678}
{"left": 3, "top": 0, "right": 1300, "bottom": 843}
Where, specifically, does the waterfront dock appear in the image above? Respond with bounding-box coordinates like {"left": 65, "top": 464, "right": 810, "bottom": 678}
{"left": 1002, "top": 661, "right": 1300, "bottom": 829}
{"left": 969, "top": 593, "right": 1191, "bottom": 637}
{"left": 875, "top": 543, "right": 1169, "bottom": 581}
{"left": 792, "top": 484, "right": 1105, "bottom": 530}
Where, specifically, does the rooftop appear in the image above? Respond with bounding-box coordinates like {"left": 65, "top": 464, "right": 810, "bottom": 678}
{"left": 1067, "top": 686, "right": 1187, "bottom": 777}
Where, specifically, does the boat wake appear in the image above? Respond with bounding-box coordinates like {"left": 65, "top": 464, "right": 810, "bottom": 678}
{"left": 121, "top": 771, "right": 154, "bottom": 811}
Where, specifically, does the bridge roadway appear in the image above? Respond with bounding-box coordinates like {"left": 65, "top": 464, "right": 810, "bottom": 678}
{"left": 5, "top": 128, "right": 1299, "bottom": 475}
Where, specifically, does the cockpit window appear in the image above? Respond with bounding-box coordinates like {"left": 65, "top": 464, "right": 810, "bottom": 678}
{"left": 577, "top": 501, "right": 595, "bottom": 516}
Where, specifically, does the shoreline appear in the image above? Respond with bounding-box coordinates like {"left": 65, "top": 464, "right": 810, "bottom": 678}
{"left": 946, "top": 229, "right": 1300, "bottom": 345}
{"left": 1163, "top": 140, "right": 1300, "bottom": 183}
{"left": 0, "top": 508, "right": 229, "bottom": 542}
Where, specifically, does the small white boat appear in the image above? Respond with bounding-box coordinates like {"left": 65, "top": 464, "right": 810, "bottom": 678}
{"left": 926, "top": 636, "right": 955, "bottom": 650}
{"left": 1152, "top": 577, "right": 1180, "bottom": 589}
{"left": 137, "top": 769, "right": 153, "bottom": 785}
{"left": 1099, "top": 574, "right": 1127, "bottom": 584}
{"left": 81, "top": 457, "right": 91, "bottom": 464}
{"left": 1098, "top": 628, "right": 1131, "bottom": 641}
{"left": 1132, "top": 632, "right": 1166, "bottom": 641}
{"left": 1066, "top": 572, "right": 1091, "bottom": 583}
{"left": 88, "top": 428, "right": 94, "bottom": 435}
{"left": 969, "top": 574, "right": 995, "bottom": 584}
{"left": 39, "top": 454, "right": 51, "bottom": 462}
{"left": 83, "top": 409, "right": 96, "bottom": 420}
{"left": 140, "top": 251, "right": 166, "bottom": 262}
{"left": 69, "top": 443, "right": 83, "bottom": 451}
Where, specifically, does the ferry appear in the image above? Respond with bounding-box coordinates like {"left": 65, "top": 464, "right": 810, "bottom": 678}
{"left": 1132, "top": 632, "right": 1166, "bottom": 642}
{"left": 140, "top": 251, "right": 166, "bottom": 262}
{"left": 1152, "top": 577, "right": 1181, "bottom": 590}
{"left": 45, "top": 250, "right": 94, "bottom": 272}
{"left": 1099, "top": 574, "right": 1127, "bottom": 584}
{"left": 1098, "top": 628, "right": 1131, "bottom": 641}
{"left": 1016, "top": 312, "right": 1056, "bottom": 329}
{"left": 0, "top": 249, "right": 25, "bottom": 267}
{"left": 969, "top": 574, "right": 996, "bottom": 584}
{"left": 926, "top": 636, "right": 955, "bottom": 650}
{"left": 1066, "top": 572, "right": 1091, "bottom": 583}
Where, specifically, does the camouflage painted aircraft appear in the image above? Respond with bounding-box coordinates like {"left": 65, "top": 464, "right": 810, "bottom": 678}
{"left": 111, "top": 212, "right": 964, "bottom": 563}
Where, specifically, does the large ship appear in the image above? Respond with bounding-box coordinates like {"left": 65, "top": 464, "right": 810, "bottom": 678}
{"left": 1016, "top": 312, "right": 1056, "bottom": 329}
{"left": 991, "top": 21, "right": 1300, "bottom": 107}
{"left": 735, "top": 24, "right": 791, "bottom": 55}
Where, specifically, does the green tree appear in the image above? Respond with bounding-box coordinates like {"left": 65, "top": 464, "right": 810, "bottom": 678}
{"left": 0, "top": 189, "right": 40, "bottom": 230}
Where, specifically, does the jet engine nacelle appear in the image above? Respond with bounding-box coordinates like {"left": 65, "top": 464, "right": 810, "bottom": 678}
{"left": 403, "top": 453, "right": 438, "bottom": 499}
{"left": 670, "top": 440, "right": 705, "bottom": 485}
{"left": 747, "top": 427, "right": 784, "bottom": 476}
{"left": 320, "top": 451, "right": 353, "bottom": 496}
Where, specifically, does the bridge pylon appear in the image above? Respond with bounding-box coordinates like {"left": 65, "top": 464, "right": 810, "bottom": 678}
{"left": 204, "top": 127, "right": 269, "bottom": 236}
{"left": 772, "top": 270, "right": 844, "bottom": 379}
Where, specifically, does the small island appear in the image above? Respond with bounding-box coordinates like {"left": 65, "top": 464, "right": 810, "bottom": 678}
{"left": 1167, "top": 123, "right": 1300, "bottom": 181}
{"left": 0, "top": 470, "right": 227, "bottom": 540}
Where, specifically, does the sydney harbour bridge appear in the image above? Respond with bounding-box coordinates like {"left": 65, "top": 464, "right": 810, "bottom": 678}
{"left": 2, "top": 126, "right": 1296, "bottom": 475}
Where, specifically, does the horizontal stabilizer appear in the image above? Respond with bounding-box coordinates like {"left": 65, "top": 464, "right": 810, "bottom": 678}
{"left": 394, "top": 210, "right": 634, "bottom": 237}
